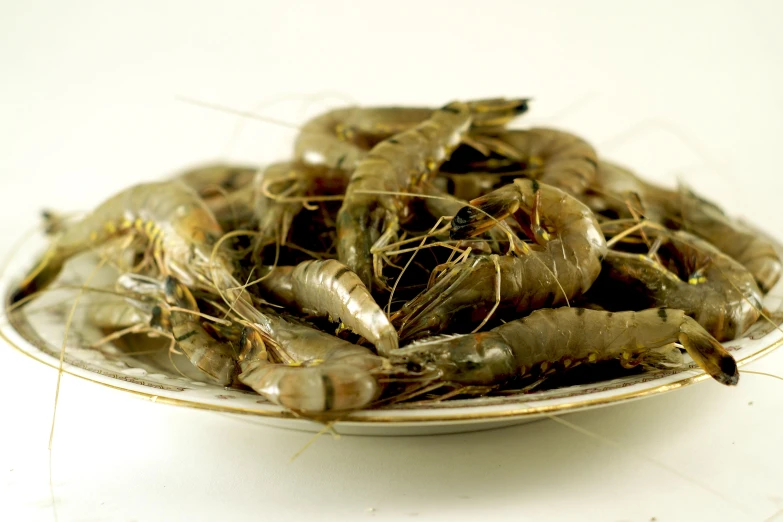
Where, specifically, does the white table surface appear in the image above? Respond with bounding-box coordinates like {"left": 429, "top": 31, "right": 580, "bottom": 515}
{"left": 1, "top": 1, "right": 782, "bottom": 520}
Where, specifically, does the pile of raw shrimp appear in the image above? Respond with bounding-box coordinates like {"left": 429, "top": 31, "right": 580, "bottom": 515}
{"left": 12, "top": 97, "right": 781, "bottom": 417}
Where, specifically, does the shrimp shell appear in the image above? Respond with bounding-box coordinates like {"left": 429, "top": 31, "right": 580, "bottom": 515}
{"left": 392, "top": 307, "right": 738, "bottom": 387}
{"left": 257, "top": 259, "right": 398, "bottom": 355}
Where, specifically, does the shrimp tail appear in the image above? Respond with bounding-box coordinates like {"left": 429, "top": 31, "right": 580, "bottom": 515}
{"left": 11, "top": 248, "right": 64, "bottom": 304}
{"left": 678, "top": 315, "right": 739, "bottom": 386}
{"left": 466, "top": 98, "right": 530, "bottom": 127}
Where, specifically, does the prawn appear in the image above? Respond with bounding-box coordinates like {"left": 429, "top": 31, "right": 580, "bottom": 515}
{"left": 237, "top": 310, "right": 387, "bottom": 414}
{"left": 11, "top": 181, "right": 261, "bottom": 326}
{"left": 586, "top": 160, "right": 782, "bottom": 292}
{"left": 336, "top": 98, "right": 529, "bottom": 289}
{"left": 256, "top": 259, "right": 398, "bottom": 355}
{"left": 592, "top": 227, "right": 763, "bottom": 341}
{"left": 394, "top": 178, "right": 607, "bottom": 340}
{"left": 160, "top": 276, "right": 240, "bottom": 385}
{"left": 294, "top": 99, "right": 530, "bottom": 171}
{"left": 445, "top": 128, "right": 598, "bottom": 196}
{"left": 391, "top": 307, "right": 739, "bottom": 388}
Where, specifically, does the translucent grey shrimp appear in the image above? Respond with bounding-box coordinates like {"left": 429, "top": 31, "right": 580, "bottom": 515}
{"left": 677, "top": 187, "right": 782, "bottom": 293}
{"left": 294, "top": 106, "right": 436, "bottom": 170}
{"left": 452, "top": 127, "right": 598, "bottom": 196}
{"left": 294, "top": 100, "right": 530, "bottom": 171}
{"left": 391, "top": 307, "right": 739, "bottom": 387}
{"left": 11, "top": 181, "right": 261, "bottom": 326}
{"left": 160, "top": 277, "right": 240, "bottom": 385}
{"left": 336, "top": 98, "right": 529, "bottom": 289}
{"left": 586, "top": 160, "right": 781, "bottom": 292}
{"left": 237, "top": 311, "right": 386, "bottom": 414}
{"left": 103, "top": 274, "right": 241, "bottom": 385}
{"left": 394, "top": 178, "right": 607, "bottom": 340}
{"left": 256, "top": 259, "right": 398, "bottom": 355}
{"left": 592, "top": 228, "right": 763, "bottom": 341}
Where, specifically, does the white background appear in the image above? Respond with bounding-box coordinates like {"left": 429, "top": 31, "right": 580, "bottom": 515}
{"left": 1, "top": 1, "right": 783, "bottom": 521}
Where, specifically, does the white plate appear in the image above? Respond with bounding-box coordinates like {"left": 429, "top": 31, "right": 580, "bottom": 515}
{"left": 3, "top": 229, "right": 783, "bottom": 436}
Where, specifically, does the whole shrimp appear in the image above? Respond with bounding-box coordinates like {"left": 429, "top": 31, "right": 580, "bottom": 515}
{"left": 96, "top": 274, "right": 241, "bottom": 385}
{"left": 391, "top": 307, "right": 738, "bottom": 388}
{"left": 394, "top": 178, "right": 607, "bottom": 340}
{"left": 444, "top": 128, "right": 598, "bottom": 196}
{"left": 586, "top": 160, "right": 782, "bottom": 292}
{"left": 336, "top": 98, "right": 529, "bottom": 289}
{"left": 256, "top": 259, "right": 398, "bottom": 355}
{"left": 237, "top": 311, "right": 387, "bottom": 414}
{"left": 592, "top": 228, "right": 763, "bottom": 341}
{"left": 294, "top": 99, "right": 530, "bottom": 171}
{"left": 11, "top": 181, "right": 262, "bottom": 326}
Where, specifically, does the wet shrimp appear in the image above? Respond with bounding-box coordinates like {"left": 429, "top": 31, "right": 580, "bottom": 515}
{"left": 11, "top": 180, "right": 262, "bottom": 325}
{"left": 237, "top": 311, "right": 387, "bottom": 414}
{"left": 295, "top": 106, "right": 436, "bottom": 170}
{"left": 591, "top": 227, "right": 763, "bottom": 341}
{"left": 445, "top": 128, "right": 598, "bottom": 196}
{"left": 160, "top": 277, "right": 240, "bottom": 385}
{"left": 256, "top": 259, "right": 398, "bottom": 355}
{"left": 677, "top": 187, "right": 782, "bottom": 293}
{"left": 586, "top": 160, "right": 782, "bottom": 292}
{"left": 391, "top": 307, "right": 739, "bottom": 388}
{"left": 394, "top": 178, "right": 607, "bottom": 340}
{"left": 294, "top": 99, "right": 530, "bottom": 171}
{"left": 336, "top": 98, "right": 529, "bottom": 289}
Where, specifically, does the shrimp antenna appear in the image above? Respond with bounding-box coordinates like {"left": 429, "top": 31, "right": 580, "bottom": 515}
{"left": 176, "top": 96, "right": 303, "bottom": 130}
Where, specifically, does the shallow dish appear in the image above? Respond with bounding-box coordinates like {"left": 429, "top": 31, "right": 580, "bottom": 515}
{"left": 3, "top": 229, "right": 782, "bottom": 436}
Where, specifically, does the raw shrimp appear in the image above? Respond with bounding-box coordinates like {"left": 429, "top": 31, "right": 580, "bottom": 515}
{"left": 256, "top": 259, "right": 398, "bottom": 355}
{"left": 592, "top": 228, "right": 763, "bottom": 341}
{"left": 11, "top": 181, "right": 261, "bottom": 327}
{"left": 161, "top": 276, "right": 240, "bottom": 385}
{"left": 336, "top": 98, "right": 529, "bottom": 289}
{"left": 394, "top": 178, "right": 607, "bottom": 340}
{"left": 294, "top": 106, "right": 435, "bottom": 170}
{"left": 677, "top": 187, "right": 782, "bottom": 293}
{"left": 294, "top": 99, "right": 530, "bottom": 171}
{"left": 237, "top": 311, "right": 386, "bottom": 414}
{"left": 391, "top": 307, "right": 739, "bottom": 387}
{"left": 586, "top": 160, "right": 781, "bottom": 292}
{"left": 447, "top": 128, "right": 598, "bottom": 196}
